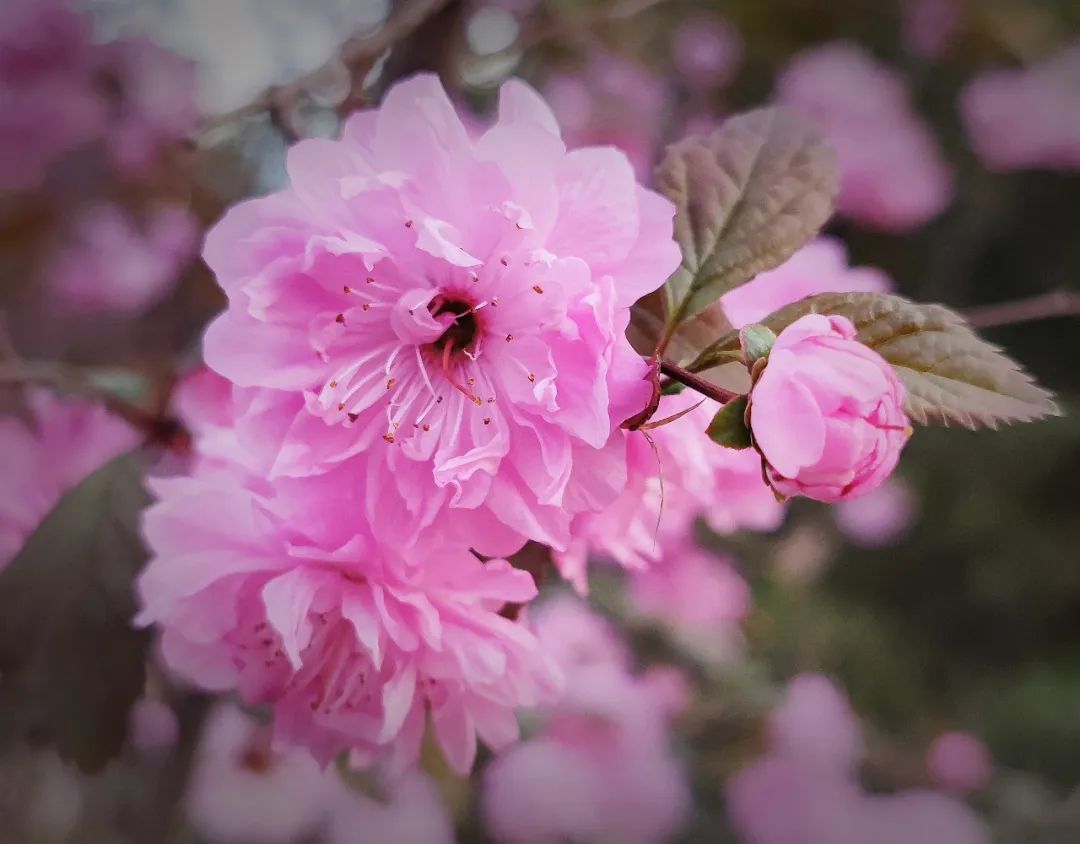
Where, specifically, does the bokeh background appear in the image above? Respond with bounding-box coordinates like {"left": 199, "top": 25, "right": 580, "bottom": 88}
{"left": 0, "top": 0, "right": 1078, "bottom": 842}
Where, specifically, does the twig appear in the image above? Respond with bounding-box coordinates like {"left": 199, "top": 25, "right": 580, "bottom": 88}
{"left": 659, "top": 359, "right": 740, "bottom": 404}
{"left": 195, "top": 0, "right": 452, "bottom": 139}
{"left": 963, "top": 290, "right": 1080, "bottom": 329}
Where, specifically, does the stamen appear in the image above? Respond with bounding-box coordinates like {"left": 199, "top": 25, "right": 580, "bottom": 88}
{"left": 441, "top": 341, "right": 482, "bottom": 404}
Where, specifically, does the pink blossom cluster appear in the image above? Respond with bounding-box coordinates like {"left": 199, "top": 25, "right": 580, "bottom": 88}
{"left": 139, "top": 73, "right": 683, "bottom": 772}
{"left": 0, "top": 389, "right": 138, "bottom": 569}
{"left": 671, "top": 16, "right": 743, "bottom": 90}
{"left": 45, "top": 203, "right": 199, "bottom": 314}
{"left": 0, "top": 0, "right": 198, "bottom": 191}
{"left": 961, "top": 41, "right": 1080, "bottom": 172}
{"left": 777, "top": 42, "right": 954, "bottom": 232}
{"left": 727, "top": 674, "right": 990, "bottom": 844}
{"left": 482, "top": 597, "right": 691, "bottom": 844}
{"left": 185, "top": 703, "right": 454, "bottom": 844}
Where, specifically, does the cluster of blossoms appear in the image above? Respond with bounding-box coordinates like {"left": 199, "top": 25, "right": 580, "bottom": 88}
{"left": 137, "top": 71, "right": 914, "bottom": 780}
{"left": 0, "top": 0, "right": 199, "bottom": 190}
{"left": 777, "top": 42, "right": 954, "bottom": 232}
{"left": 482, "top": 597, "right": 691, "bottom": 844}
{"left": 727, "top": 674, "right": 990, "bottom": 844}
{"left": 961, "top": 40, "right": 1080, "bottom": 173}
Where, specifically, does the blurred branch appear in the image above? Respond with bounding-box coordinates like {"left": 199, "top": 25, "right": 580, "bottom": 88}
{"left": 964, "top": 290, "right": 1080, "bottom": 329}
{"left": 194, "top": 0, "right": 452, "bottom": 139}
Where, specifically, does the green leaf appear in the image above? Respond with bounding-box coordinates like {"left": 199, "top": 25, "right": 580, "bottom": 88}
{"left": 688, "top": 293, "right": 1060, "bottom": 430}
{"left": 655, "top": 107, "right": 838, "bottom": 336}
{"left": 707, "top": 395, "right": 753, "bottom": 449}
{"left": 0, "top": 451, "right": 152, "bottom": 772}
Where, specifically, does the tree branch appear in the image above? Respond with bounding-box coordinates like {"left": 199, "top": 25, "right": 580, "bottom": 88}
{"left": 963, "top": 289, "right": 1080, "bottom": 329}
{"left": 659, "top": 359, "right": 740, "bottom": 404}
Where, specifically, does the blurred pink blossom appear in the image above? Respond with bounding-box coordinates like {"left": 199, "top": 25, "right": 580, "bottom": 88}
{"left": 721, "top": 237, "right": 892, "bottom": 329}
{"left": 749, "top": 314, "right": 910, "bottom": 502}
{"left": 927, "top": 731, "right": 993, "bottom": 794}
{"left": 545, "top": 55, "right": 668, "bottom": 179}
{"left": 961, "top": 41, "right": 1080, "bottom": 172}
{"left": 46, "top": 203, "right": 198, "bottom": 314}
{"left": 727, "top": 674, "right": 989, "bottom": 844}
{"left": 200, "top": 73, "right": 679, "bottom": 558}
{"left": 777, "top": 42, "right": 954, "bottom": 231}
{"left": 672, "top": 16, "right": 743, "bottom": 89}
{"left": 326, "top": 772, "right": 455, "bottom": 844}
{"left": 629, "top": 541, "right": 750, "bottom": 632}
{"left": 903, "top": 0, "right": 961, "bottom": 60}
{"left": 834, "top": 477, "right": 917, "bottom": 548}
{"left": 0, "top": 0, "right": 105, "bottom": 190}
{"left": 129, "top": 698, "right": 180, "bottom": 754}
{"left": 0, "top": 389, "right": 137, "bottom": 569}
{"left": 185, "top": 703, "right": 338, "bottom": 844}
{"left": 483, "top": 597, "right": 690, "bottom": 844}
{"left": 100, "top": 37, "right": 200, "bottom": 175}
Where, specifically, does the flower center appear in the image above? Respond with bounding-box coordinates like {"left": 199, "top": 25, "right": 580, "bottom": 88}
{"left": 429, "top": 296, "right": 479, "bottom": 354}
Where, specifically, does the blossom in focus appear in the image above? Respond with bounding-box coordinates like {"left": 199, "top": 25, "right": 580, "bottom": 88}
{"left": 721, "top": 237, "right": 892, "bottom": 329}
{"left": 960, "top": 41, "right": 1080, "bottom": 172}
{"left": 0, "top": 389, "right": 138, "bottom": 569}
{"left": 185, "top": 703, "right": 338, "bottom": 844}
{"left": 927, "top": 732, "right": 993, "bottom": 795}
{"left": 46, "top": 203, "right": 198, "bottom": 314}
{"left": 671, "top": 16, "right": 743, "bottom": 89}
{"left": 776, "top": 42, "right": 953, "bottom": 232}
{"left": 482, "top": 597, "right": 690, "bottom": 844}
{"left": 834, "top": 477, "right": 917, "bottom": 548}
{"left": 727, "top": 674, "right": 989, "bottom": 844}
{"left": 749, "top": 314, "right": 910, "bottom": 502}
{"left": 554, "top": 390, "right": 782, "bottom": 592}
{"left": 544, "top": 55, "right": 668, "bottom": 179}
{"left": 0, "top": 0, "right": 104, "bottom": 190}
{"left": 138, "top": 385, "right": 561, "bottom": 773}
{"left": 201, "top": 73, "right": 679, "bottom": 557}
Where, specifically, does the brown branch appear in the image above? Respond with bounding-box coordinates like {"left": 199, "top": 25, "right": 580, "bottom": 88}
{"left": 195, "top": 0, "right": 452, "bottom": 139}
{"left": 659, "top": 359, "right": 740, "bottom": 404}
{"left": 963, "top": 290, "right": 1080, "bottom": 329}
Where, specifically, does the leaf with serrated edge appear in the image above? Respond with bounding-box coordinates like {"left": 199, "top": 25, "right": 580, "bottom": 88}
{"left": 655, "top": 107, "right": 837, "bottom": 340}
{"left": 687, "top": 293, "right": 1059, "bottom": 430}
{"left": 0, "top": 452, "right": 151, "bottom": 771}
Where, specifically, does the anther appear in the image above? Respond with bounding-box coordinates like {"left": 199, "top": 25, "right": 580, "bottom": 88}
{"left": 335, "top": 313, "right": 345, "bottom": 324}
{"left": 348, "top": 413, "right": 359, "bottom": 423}
{"left": 343, "top": 286, "right": 351, "bottom": 294}
{"left": 383, "top": 433, "right": 396, "bottom": 444}
{"left": 338, "top": 402, "right": 346, "bottom": 411}
{"left": 329, "top": 380, "right": 338, "bottom": 388}
{"left": 362, "top": 303, "right": 370, "bottom": 311}
{"left": 527, "top": 373, "right": 536, "bottom": 382}
{"left": 386, "top": 378, "right": 396, "bottom": 390}
{"left": 366, "top": 276, "right": 375, "bottom": 284}
{"left": 532, "top": 285, "right": 544, "bottom": 294}
{"left": 484, "top": 417, "right": 491, "bottom": 425}
{"left": 405, "top": 219, "right": 413, "bottom": 228}
{"left": 422, "top": 423, "right": 430, "bottom": 432}
{"left": 505, "top": 334, "right": 513, "bottom": 342}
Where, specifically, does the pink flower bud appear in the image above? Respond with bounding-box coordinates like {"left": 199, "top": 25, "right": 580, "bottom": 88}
{"left": 927, "top": 732, "right": 992, "bottom": 794}
{"left": 749, "top": 314, "right": 910, "bottom": 502}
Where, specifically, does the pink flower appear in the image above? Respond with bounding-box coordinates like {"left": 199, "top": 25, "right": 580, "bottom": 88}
{"left": 482, "top": 597, "right": 690, "bottom": 844}
{"left": 129, "top": 698, "right": 179, "bottom": 755}
{"left": 927, "top": 732, "right": 992, "bottom": 794}
{"left": 99, "top": 37, "right": 200, "bottom": 175}
{"left": 137, "top": 426, "right": 561, "bottom": 773}
{"left": 749, "top": 314, "right": 910, "bottom": 502}
{"left": 201, "top": 73, "right": 679, "bottom": 557}
{"left": 185, "top": 703, "right": 339, "bottom": 844}
{"left": 672, "top": 16, "right": 743, "bottom": 88}
{"left": 554, "top": 390, "right": 783, "bottom": 591}
{"left": 326, "top": 772, "right": 454, "bottom": 844}
{"left": 0, "top": 0, "right": 105, "bottom": 190}
{"left": 961, "top": 41, "right": 1080, "bottom": 172}
{"left": 727, "top": 674, "right": 989, "bottom": 844}
{"left": 721, "top": 237, "right": 892, "bottom": 329}
{"left": 46, "top": 203, "right": 198, "bottom": 314}
{"left": 544, "top": 56, "right": 668, "bottom": 179}
{"left": 0, "top": 389, "right": 138, "bottom": 569}
{"left": 629, "top": 541, "right": 750, "bottom": 632}
{"left": 777, "top": 42, "right": 953, "bottom": 232}
{"left": 834, "top": 477, "right": 917, "bottom": 548}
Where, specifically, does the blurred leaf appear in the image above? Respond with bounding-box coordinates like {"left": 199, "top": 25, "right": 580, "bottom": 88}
{"left": 655, "top": 107, "right": 837, "bottom": 340}
{"left": 0, "top": 451, "right": 151, "bottom": 772}
{"left": 688, "top": 293, "right": 1060, "bottom": 429}
{"left": 707, "top": 396, "right": 753, "bottom": 449}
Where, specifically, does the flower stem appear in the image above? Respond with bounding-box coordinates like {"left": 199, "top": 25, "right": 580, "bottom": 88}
{"left": 963, "top": 290, "right": 1080, "bottom": 329}
{"left": 658, "top": 359, "right": 741, "bottom": 404}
